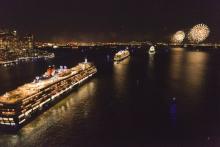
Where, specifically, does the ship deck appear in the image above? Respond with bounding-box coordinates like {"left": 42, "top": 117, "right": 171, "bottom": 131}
{"left": 114, "top": 50, "right": 130, "bottom": 61}
{"left": 0, "top": 63, "right": 93, "bottom": 104}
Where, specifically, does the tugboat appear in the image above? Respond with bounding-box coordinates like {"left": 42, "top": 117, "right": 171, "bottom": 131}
{"left": 148, "top": 46, "right": 156, "bottom": 55}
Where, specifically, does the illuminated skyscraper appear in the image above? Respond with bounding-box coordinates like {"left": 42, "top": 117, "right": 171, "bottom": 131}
{"left": 0, "top": 29, "right": 34, "bottom": 51}
{"left": 0, "top": 29, "right": 18, "bottom": 51}
{"left": 23, "top": 34, "right": 34, "bottom": 50}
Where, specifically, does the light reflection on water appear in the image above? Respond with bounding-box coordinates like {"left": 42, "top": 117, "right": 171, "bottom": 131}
{"left": 168, "top": 48, "right": 209, "bottom": 132}
{"left": 113, "top": 57, "right": 130, "bottom": 97}
{"left": 169, "top": 48, "right": 209, "bottom": 96}
{"left": 148, "top": 54, "right": 155, "bottom": 68}
{"left": 184, "top": 51, "right": 208, "bottom": 91}
{"left": 169, "top": 48, "right": 185, "bottom": 80}
{"left": 169, "top": 101, "right": 177, "bottom": 128}
{"left": 148, "top": 54, "right": 155, "bottom": 79}
{"left": 1, "top": 48, "right": 220, "bottom": 146}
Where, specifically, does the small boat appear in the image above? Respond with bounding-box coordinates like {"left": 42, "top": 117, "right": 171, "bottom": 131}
{"left": 114, "top": 50, "right": 130, "bottom": 61}
{"left": 148, "top": 46, "right": 156, "bottom": 55}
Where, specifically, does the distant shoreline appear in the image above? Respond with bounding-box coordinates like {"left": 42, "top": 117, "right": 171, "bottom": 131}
{"left": 0, "top": 53, "right": 55, "bottom": 66}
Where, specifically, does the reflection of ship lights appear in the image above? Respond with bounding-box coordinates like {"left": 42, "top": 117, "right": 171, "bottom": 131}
{"left": 113, "top": 57, "right": 130, "bottom": 95}
{"left": 169, "top": 100, "right": 177, "bottom": 128}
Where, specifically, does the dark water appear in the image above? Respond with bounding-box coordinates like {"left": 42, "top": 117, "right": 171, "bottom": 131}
{"left": 1, "top": 47, "right": 220, "bottom": 146}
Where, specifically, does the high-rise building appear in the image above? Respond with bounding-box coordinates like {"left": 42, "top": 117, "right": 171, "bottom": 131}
{"left": 0, "top": 29, "right": 18, "bottom": 51}
{"left": 0, "top": 29, "right": 8, "bottom": 49}
{"left": 23, "top": 34, "right": 34, "bottom": 50}
{"left": 0, "top": 38, "right": 3, "bottom": 49}
{"left": 0, "top": 29, "right": 34, "bottom": 50}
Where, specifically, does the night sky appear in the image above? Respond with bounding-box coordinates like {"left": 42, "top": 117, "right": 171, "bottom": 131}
{"left": 0, "top": 0, "right": 219, "bottom": 42}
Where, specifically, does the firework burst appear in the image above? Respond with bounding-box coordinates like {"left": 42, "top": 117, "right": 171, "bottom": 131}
{"left": 171, "top": 31, "right": 185, "bottom": 44}
{"left": 188, "top": 24, "right": 210, "bottom": 43}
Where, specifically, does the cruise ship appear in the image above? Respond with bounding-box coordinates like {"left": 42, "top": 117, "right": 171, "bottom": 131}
{"left": 0, "top": 59, "right": 97, "bottom": 130}
{"left": 114, "top": 50, "right": 130, "bottom": 61}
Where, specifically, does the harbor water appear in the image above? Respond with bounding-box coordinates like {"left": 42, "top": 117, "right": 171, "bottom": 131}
{"left": 0, "top": 47, "right": 220, "bottom": 146}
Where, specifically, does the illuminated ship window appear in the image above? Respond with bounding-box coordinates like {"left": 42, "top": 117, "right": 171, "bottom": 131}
{"left": 11, "top": 123, "right": 16, "bottom": 126}
{"left": 3, "top": 118, "right": 8, "bottom": 121}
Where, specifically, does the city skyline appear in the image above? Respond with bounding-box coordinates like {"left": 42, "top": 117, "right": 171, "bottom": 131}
{"left": 0, "top": 0, "right": 219, "bottom": 42}
{"left": 1, "top": 1, "right": 220, "bottom": 146}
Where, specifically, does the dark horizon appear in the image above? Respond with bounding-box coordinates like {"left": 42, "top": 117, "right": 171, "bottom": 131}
{"left": 1, "top": 0, "right": 219, "bottom": 42}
